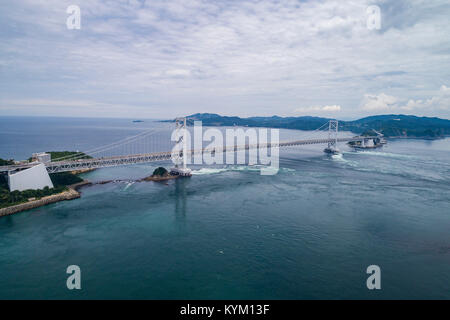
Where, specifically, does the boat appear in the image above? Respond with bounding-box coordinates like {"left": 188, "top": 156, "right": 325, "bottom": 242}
{"left": 323, "top": 146, "right": 340, "bottom": 155}
{"left": 348, "top": 129, "right": 387, "bottom": 150}
{"left": 350, "top": 137, "right": 383, "bottom": 149}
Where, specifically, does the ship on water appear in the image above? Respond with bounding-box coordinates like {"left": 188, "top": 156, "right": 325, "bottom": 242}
{"left": 323, "top": 146, "right": 340, "bottom": 155}
{"left": 348, "top": 130, "right": 387, "bottom": 150}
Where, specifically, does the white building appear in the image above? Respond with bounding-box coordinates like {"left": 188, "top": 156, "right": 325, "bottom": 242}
{"left": 32, "top": 152, "right": 51, "bottom": 163}
{"left": 8, "top": 163, "right": 54, "bottom": 192}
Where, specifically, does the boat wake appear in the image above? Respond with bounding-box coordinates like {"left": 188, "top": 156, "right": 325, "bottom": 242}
{"left": 191, "top": 168, "right": 228, "bottom": 175}
{"left": 123, "top": 181, "right": 135, "bottom": 190}
{"left": 191, "top": 165, "right": 294, "bottom": 175}
{"left": 331, "top": 153, "right": 344, "bottom": 161}
{"left": 347, "top": 151, "right": 417, "bottom": 160}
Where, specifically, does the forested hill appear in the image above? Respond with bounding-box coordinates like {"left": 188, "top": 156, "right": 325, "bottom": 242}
{"left": 178, "top": 113, "right": 450, "bottom": 138}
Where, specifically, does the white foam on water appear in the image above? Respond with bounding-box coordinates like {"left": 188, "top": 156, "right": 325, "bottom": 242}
{"left": 328, "top": 153, "right": 358, "bottom": 167}
{"left": 339, "top": 152, "right": 446, "bottom": 182}
{"left": 123, "top": 181, "right": 135, "bottom": 190}
{"left": 191, "top": 165, "right": 294, "bottom": 175}
{"left": 349, "top": 151, "right": 417, "bottom": 160}
{"left": 191, "top": 168, "right": 228, "bottom": 175}
{"left": 331, "top": 153, "right": 344, "bottom": 161}
{"left": 229, "top": 165, "right": 263, "bottom": 172}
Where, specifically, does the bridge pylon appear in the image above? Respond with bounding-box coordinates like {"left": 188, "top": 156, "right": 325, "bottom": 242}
{"left": 324, "top": 120, "right": 340, "bottom": 155}
{"left": 170, "top": 117, "right": 192, "bottom": 177}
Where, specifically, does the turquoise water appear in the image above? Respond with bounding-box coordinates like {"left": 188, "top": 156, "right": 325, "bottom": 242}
{"left": 0, "top": 117, "right": 449, "bottom": 299}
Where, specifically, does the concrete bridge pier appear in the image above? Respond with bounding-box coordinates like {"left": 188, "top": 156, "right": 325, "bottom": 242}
{"left": 170, "top": 117, "right": 192, "bottom": 177}
{"left": 323, "top": 120, "right": 340, "bottom": 155}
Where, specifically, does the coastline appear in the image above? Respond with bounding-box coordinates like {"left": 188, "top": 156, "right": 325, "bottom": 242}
{"left": 139, "top": 174, "right": 179, "bottom": 182}
{"left": 0, "top": 180, "right": 90, "bottom": 218}
{"left": 385, "top": 135, "right": 450, "bottom": 140}
{"left": 0, "top": 174, "right": 179, "bottom": 217}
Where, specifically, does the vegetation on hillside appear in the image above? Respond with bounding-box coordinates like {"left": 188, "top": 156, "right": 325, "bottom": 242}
{"left": 0, "top": 171, "right": 83, "bottom": 209}
{"left": 178, "top": 113, "right": 450, "bottom": 138}
{"left": 1, "top": 150, "right": 91, "bottom": 209}
{"left": 48, "top": 151, "right": 92, "bottom": 161}
{"left": 50, "top": 172, "right": 83, "bottom": 187}
{"left": 27, "top": 151, "right": 92, "bottom": 162}
{"left": 339, "top": 115, "right": 450, "bottom": 138}
{"left": 152, "top": 167, "right": 169, "bottom": 177}
{"left": 0, "top": 158, "right": 14, "bottom": 166}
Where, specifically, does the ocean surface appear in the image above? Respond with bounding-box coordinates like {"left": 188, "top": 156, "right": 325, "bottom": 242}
{"left": 0, "top": 116, "right": 449, "bottom": 299}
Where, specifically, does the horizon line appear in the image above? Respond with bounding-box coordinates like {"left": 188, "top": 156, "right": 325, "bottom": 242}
{"left": 0, "top": 113, "right": 449, "bottom": 122}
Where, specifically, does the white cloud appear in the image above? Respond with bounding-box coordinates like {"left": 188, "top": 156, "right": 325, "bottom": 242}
{"left": 440, "top": 85, "right": 450, "bottom": 93}
{"left": 360, "top": 85, "right": 450, "bottom": 115}
{"left": 294, "top": 105, "right": 341, "bottom": 113}
{"left": 0, "top": 0, "right": 450, "bottom": 118}
{"left": 361, "top": 93, "right": 398, "bottom": 111}
{"left": 399, "top": 85, "right": 450, "bottom": 111}
{"left": 165, "top": 69, "right": 191, "bottom": 77}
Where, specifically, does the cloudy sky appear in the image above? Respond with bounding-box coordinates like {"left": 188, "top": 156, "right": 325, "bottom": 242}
{"left": 0, "top": 0, "right": 449, "bottom": 119}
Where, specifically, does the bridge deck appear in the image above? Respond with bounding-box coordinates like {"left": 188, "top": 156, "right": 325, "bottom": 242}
{"left": 0, "top": 136, "right": 376, "bottom": 173}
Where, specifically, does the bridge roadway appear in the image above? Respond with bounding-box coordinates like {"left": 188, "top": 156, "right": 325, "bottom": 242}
{"left": 0, "top": 136, "right": 375, "bottom": 174}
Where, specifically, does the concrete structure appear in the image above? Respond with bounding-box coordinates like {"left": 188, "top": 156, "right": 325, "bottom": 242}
{"left": 0, "top": 188, "right": 79, "bottom": 217}
{"left": 323, "top": 120, "right": 340, "bottom": 154}
{"left": 32, "top": 152, "right": 51, "bottom": 163}
{"left": 170, "top": 117, "right": 192, "bottom": 177}
{"left": 8, "top": 163, "right": 54, "bottom": 191}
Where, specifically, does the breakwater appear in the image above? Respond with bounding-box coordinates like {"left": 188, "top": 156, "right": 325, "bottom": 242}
{"left": 0, "top": 174, "right": 182, "bottom": 218}
{"left": 0, "top": 181, "right": 90, "bottom": 217}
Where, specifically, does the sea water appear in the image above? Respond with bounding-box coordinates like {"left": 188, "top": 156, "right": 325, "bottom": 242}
{"left": 0, "top": 116, "right": 449, "bottom": 299}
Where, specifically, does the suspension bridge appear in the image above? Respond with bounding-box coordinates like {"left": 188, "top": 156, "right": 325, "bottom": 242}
{"left": 0, "top": 118, "right": 378, "bottom": 189}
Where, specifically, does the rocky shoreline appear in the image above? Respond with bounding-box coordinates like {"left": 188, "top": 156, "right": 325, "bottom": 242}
{"left": 139, "top": 174, "right": 179, "bottom": 182}
{"left": 0, "top": 180, "right": 91, "bottom": 218}
{"left": 0, "top": 172, "right": 181, "bottom": 217}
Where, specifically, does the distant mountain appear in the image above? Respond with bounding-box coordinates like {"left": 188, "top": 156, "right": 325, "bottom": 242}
{"left": 340, "top": 115, "right": 450, "bottom": 138}
{"left": 185, "top": 113, "right": 258, "bottom": 127}
{"left": 184, "top": 113, "right": 331, "bottom": 131}
{"left": 173, "top": 113, "right": 450, "bottom": 138}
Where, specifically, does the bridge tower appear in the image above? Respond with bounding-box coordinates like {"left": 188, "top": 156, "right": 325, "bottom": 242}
{"left": 170, "top": 117, "right": 192, "bottom": 177}
{"left": 324, "top": 120, "right": 340, "bottom": 154}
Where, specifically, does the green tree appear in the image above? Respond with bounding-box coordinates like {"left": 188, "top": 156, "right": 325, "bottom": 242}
{"left": 152, "top": 167, "right": 168, "bottom": 177}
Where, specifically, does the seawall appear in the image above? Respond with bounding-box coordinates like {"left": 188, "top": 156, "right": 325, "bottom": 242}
{"left": 0, "top": 181, "right": 90, "bottom": 217}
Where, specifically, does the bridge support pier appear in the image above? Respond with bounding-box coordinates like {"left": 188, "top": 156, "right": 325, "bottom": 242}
{"left": 170, "top": 117, "right": 192, "bottom": 177}
{"left": 323, "top": 120, "right": 340, "bottom": 155}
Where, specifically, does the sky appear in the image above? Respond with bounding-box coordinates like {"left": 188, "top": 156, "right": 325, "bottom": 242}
{"left": 0, "top": 0, "right": 449, "bottom": 120}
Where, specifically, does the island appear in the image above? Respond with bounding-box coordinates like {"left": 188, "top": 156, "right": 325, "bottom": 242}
{"left": 165, "top": 113, "right": 450, "bottom": 139}
{"left": 140, "top": 167, "right": 179, "bottom": 182}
